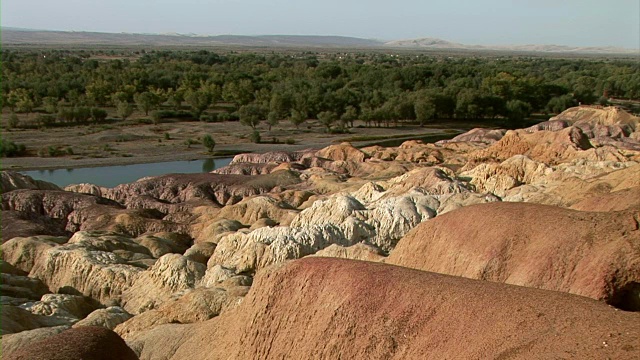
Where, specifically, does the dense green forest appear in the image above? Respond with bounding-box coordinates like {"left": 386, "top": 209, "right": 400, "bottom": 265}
{"left": 2, "top": 49, "right": 639, "bottom": 130}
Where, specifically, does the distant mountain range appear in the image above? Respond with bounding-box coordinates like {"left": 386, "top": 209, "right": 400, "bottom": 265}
{"left": 2, "top": 27, "right": 637, "bottom": 55}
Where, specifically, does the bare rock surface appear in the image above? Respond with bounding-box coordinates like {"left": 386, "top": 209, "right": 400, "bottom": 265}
{"left": 1, "top": 190, "right": 175, "bottom": 239}
{"left": 211, "top": 162, "right": 278, "bottom": 175}
{"left": 0, "top": 259, "right": 26, "bottom": 276}
{"left": 2, "top": 235, "right": 68, "bottom": 273}
{"left": 132, "top": 258, "right": 640, "bottom": 360}
{"left": 523, "top": 119, "right": 570, "bottom": 132}
{"left": 387, "top": 202, "right": 640, "bottom": 310}
{"left": 312, "top": 242, "right": 386, "bottom": 261}
{"left": 64, "top": 183, "right": 107, "bottom": 196}
{"left": 1, "top": 210, "right": 69, "bottom": 242}
{"left": 104, "top": 171, "right": 301, "bottom": 206}
{"left": 73, "top": 306, "right": 133, "bottom": 330}
{"left": 0, "top": 272, "right": 49, "bottom": 302}
{"left": 1, "top": 306, "right": 71, "bottom": 335}
{"left": 436, "top": 191, "right": 501, "bottom": 214}
{"left": 0, "top": 171, "right": 60, "bottom": 193}
{"left": 133, "top": 232, "right": 191, "bottom": 258}
{"left": 549, "top": 105, "right": 640, "bottom": 128}
{"left": 315, "top": 142, "right": 368, "bottom": 162}
{"left": 2, "top": 190, "right": 123, "bottom": 232}
{"left": 2, "top": 326, "right": 138, "bottom": 360}
{"left": 19, "top": 293, "right": 98, "bottom": 323}
{"left": 569, "top": 186, "right": 640, "bottom": 212}
{"left": 1, "top": 325, "right": 71, "bottom": 355}
{"left": 116, "top": 287, "right": 243, "bottom": 341}
{"left": 183, "top": 242, "right": 217, "bottom": 264}
{"left": 209, "top": 224, "right": 345, "bottom": 273}
{"left": 363, "top": 140, "right": 446, "bottom": 164}
{"left": 192, "top": 218, "right": 246, "bottom": 244}
{"left": 230, "top": 151, "right": 306, "bottom": 164}
{"left": 470, "top": 126, "right": 594, "bottom": 164}
{"left": 29, "top": 242, "right": 143, "bottom": 306}
{"left": 212, "top": 195, "right": 298, "bottom": 226}
{"left": 436, "top": 127, "right": 506, "bottom": 144}
{"left": 121, "top": 254, "right": 206, "bottom": 314}
{"left": 68, "top": 231, "right": 153, "bottom": 256}
{"left": 502, "top": 163, "right": 640, "bottom": 206}
{"left": 384, "top": 166, "right": 468, "bottom": 195}
{"left": 461, "top": 155, "right": 553, "bottom": 196}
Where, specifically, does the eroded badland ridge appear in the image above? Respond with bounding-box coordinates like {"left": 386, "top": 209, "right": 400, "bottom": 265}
{"left": 2, "top": 105, "right": 640, "bottom": 359}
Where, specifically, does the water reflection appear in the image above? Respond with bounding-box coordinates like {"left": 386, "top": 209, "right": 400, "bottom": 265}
{"left": 202, "top": 158, "right": 216, "bottom": 173}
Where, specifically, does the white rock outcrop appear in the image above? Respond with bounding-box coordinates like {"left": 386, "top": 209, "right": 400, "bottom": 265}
{"left": 121, "top": 254, "right": 206, "bottom": 314}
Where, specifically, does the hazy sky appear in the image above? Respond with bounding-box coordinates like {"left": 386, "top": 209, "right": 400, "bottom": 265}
{"left": 2, "top": 0, "right": 639, "bottom": 48}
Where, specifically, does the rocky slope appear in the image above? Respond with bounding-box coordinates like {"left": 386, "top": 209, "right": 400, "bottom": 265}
{"left": 131, "top": 258, "right": 640, "bottom": 359}
{"left": 2, "top": 105, "right": 640, "bottom": 358}
{"left": 386, "top": 202, "right": 640, "bottom": 310}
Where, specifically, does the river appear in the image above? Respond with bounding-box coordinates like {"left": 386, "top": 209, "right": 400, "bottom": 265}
{"left": 21, "top": 158, "right": 234, "bottom": 188}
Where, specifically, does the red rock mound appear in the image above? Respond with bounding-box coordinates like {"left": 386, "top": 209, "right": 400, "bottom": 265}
{"left": 436, "top": 127, "right": 506, "bottom": 144}
{"left": 570, "top": 186, "right": 640, "bottom": 212}
{"left": 3, "top": 326, "right": 138, "bottom": 360}
{"left": 140, "top": 258, "right": 639, "bottom": 359}
{"left": 386, "top": 202, "right": 640, "bottom": 310}
{"left": 315, "top": 142, "right": 367, "bottom": 162}
{"left": 105, "top": 171, "right": 301, "bottom": 206}
{"left": 471, "top": 127, "right": 594, "bottom": 164}
{"left": 550, "top": 105, "right": 639, "bottom": 127}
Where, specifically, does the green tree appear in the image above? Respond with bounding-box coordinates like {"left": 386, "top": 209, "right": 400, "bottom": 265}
{"left": 116, "top": 101, "right": 134, "bottom": 120}
{"left": 239, "top": 104, "right": 265, "bottom": 129}
{"left": 266, "top": 111, "right": 279, "bottom": 131}
{"left": 546, "top": 95, "right": 576, "bottom": 114}
{"left": 340, "top": 105, "right": 358, "bottom": 128}
{"left": 42, "top": 97, "right": 59, "bottom": 114}
{"left": 167, "top": 88, "right": 185, "bottom": 110}
{"left": 134, "top": 91, "right": 161, "bottom": 116}
{"left": 289, "top": 109, "right": 306, "bottom": 128}
{"left": 185, "top": 89, "right": 212, "bottom": 119}
{"left": 90, "top": 108, "right": 108, "bottom": 123}
{"left": 506, "top": 100, "right": 532, "bottom": 125}
{"left": 269, "top": 92, "right": 291, "bottom": 118}
{"left": 455, "top": 89, "right": 482, "bottom": 119}
{"left": 0, "top": 139, "right": 26, "bottom": 157}
{"left": 249, "top": 129, "right": 261, "bottom": 144}
{"left": 317, "top": 111, "right": 337, "bottom": 132}
{"left": 151, "top": 111, "right": 162, "bottom": 125}
{"left": 202, "top": 134, "right": 216, "bottom": 153}
{"left": 111, "top": 91, "right": 131, "bottom": 105}
{"left": 74, "top": 107, "right": 92, "bottom": 123}
{"left": 10, "top": 89, "right": 36, "bottom": 114}
{"left": 7, "top": 113, "right": 19, "bottom": 129}
{"left": 222, "top": 80, "right": 255, "bottom": 109}
{"left": 86, "top": 79, "right": 114, "bottom": 106}
{"left": 414, "top": 96, "right": 436, "bottom": 126}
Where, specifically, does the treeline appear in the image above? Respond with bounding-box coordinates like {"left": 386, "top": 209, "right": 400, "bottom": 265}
{"left": 2, "top": 49, "right": 639, "bottom": 129}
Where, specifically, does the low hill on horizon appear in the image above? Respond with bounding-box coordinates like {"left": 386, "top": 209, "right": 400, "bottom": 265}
{"left": 1, "top": 28, "right": 384, "bottom": 48}
{"left": 387, "top": 37, "right": 637, "bottom": 54}
{"left": 2, "top": 27, "right": 637, "bottom": 55}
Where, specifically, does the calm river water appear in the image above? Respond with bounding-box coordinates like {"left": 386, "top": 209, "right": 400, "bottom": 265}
{"left": 21, "top": 157, "right": 234, "bottom": 188}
